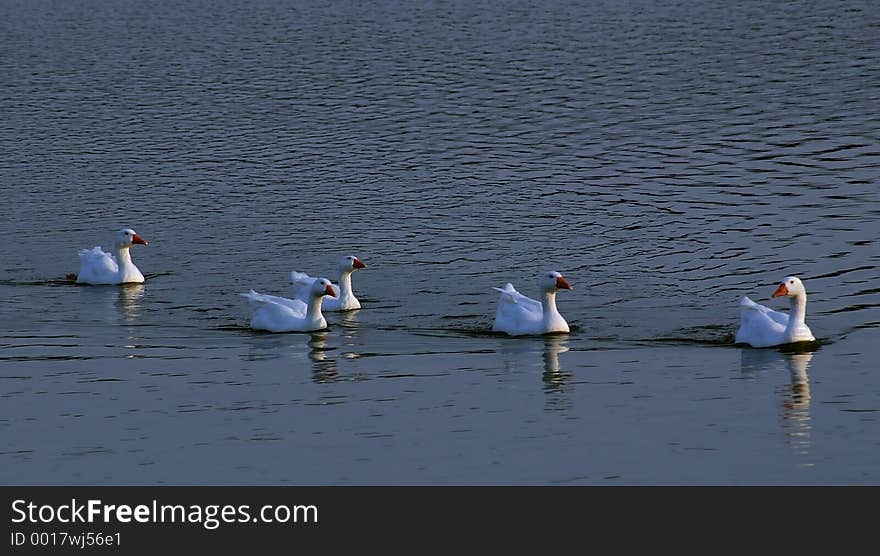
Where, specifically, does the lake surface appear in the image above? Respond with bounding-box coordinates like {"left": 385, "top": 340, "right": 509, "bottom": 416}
{"left": 1, "top": 0, "right": 878, "bottom": 485}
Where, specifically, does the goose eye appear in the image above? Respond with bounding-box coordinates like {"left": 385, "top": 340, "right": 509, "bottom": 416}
{"left": 789, "top": 280, "right": 795, "bottom": 284}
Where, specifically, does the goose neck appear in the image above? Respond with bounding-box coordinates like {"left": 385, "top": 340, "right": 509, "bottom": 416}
{"left": 115, "top": 245, "right": 134, "bottom": 268}
{"left": 541, "top": 290, "right": 560, "bottom": 318}
{"left": 306, "top": 294, "right": 325, "bottom": 322}
{"left": 786, "top": 293, "right": 808, "bottom": 330}
{"left": 337, "top": 271, "right": 353, "bottom": 298}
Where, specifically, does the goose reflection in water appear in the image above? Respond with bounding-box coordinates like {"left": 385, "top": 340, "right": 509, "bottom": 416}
{"left": 495, "top": 334, "right": 573, "bottom": 410}
{"left": 740, "top": 347, "right": 815, "bottom": 466}
{"left": 117, "top": 283, "right": 145, "bottom": 323}
{"left": 117, "top": 284, "right": 146, "bottom": 357}
{"left": 542, "top": 335, "right": 571, "bottom": 387}
{"left": 76, "top": 284, "right": 147, "bottom": 357}
{"left": 78, "top": 282, "right": 145, "bottom": 325}
{"left": 310, "top": 310, "right": 366, "bottom": 382}
{"left": 542, "top": 335, "right": 573, "bottom": 411}
{"left": 308, "top": 330, "right": 338, "bottom": 382}
{"left": 337, "top": 309, "right": 363, "bottom": 346}
{"left": 781, "top": 352, "right": 813, "bottom": 465}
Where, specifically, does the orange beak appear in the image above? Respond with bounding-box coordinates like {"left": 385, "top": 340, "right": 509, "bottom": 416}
{"left": 353, "top": 258, "right": 367, "bottom": 269}
{"left": 772, "top": 283, "right": 788, "bottom": 298}
{"left": 324, "top": 284, "right": 337, "bottom": 297}
{"left": 131, "top": 233, "right": 148, "bottom": 245}
{"left": 556, "top": 276, "right": 572, "bottom": 290}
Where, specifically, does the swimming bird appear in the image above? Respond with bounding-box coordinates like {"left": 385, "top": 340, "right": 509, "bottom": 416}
{"left": 72, "top": 228, "right": 149, "bottom": 285}
{"left": 735, "top": 276, "right": 816, "bottom": 348}
{"left": 290, "top": 255, "right": 368, "bottom": 311}
{"left": 241, "top": 277, "right": 336, "bottom": 332}
{"left": 492, "top": 271, "right": 572, "bottom": 336}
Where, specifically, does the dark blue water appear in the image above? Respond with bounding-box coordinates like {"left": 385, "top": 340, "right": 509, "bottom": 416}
{"left": 1, "top": 0, "right": 878, "bottom": 484}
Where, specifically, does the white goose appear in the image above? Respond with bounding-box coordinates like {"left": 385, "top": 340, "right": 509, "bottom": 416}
{"left": 290, "top": 255, "right": 368, "bottom": 311}
{"left": 735, "top": 276, "right": 816, "bottom": 348}
{"left": 241, "top": 278, "right": 337, "bottom": 333}
{"left": 492, "top": 271, "right": 573, "bottom": 336}
{"left": 73, "top": 228, "right": 149, "bottom": 285}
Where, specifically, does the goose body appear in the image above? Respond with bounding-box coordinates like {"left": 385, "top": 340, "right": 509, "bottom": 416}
{"left": 290, "top": 255, "right": 367, "bottom": 311}
{"left": 75, "top": 228, "right": 149, "bottom": 285}
{"left": 492, "top": 271, "right": 572, "bottom": 336}
{"left": 242, "top": 278, "right": 336, "bottom": 332}
{"left": 735, "top": 276, "right": 815, "bottom": 348}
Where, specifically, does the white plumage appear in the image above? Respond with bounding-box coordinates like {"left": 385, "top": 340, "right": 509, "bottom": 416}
{"left": 735, "top": 276, "right": 815, "bottom": 348}
{"left": 492, "top": 271, "right": 572, "bottom": 336}
{"left": 242, "top": 277, "right": 336, "bottom": 333}
{"left": 289, "top": 255, "right": 367, "bottom": 311}
{"left": 75, "top": 228, "right": 149, "bottom": 285}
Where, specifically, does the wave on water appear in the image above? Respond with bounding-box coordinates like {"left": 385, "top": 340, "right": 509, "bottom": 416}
{"left": 0, "top": 271, "right": 172, "bottom": 287}
{"left": 647, "top": 324, "right": 830, "bottom": 353}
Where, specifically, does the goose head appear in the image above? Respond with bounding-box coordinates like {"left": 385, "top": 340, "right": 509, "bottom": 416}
{"left": 115, "top": 228, "right": 148, "bottom": 248}
{"left": 772, "top": 276, "right": 806, "bottom": 299}
{"left": 311, "top": 278, "right": 338, "bottom": 299}
{"left": 339, "top": 255, "right": 367, "bottom": 273}
{"left": 540, "top": 271, "right": 572, "bottom": 293}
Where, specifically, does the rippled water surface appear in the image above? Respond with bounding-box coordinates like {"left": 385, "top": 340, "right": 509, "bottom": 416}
{"left": 1, "top": 0, "right": 879, "bottom": 484}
